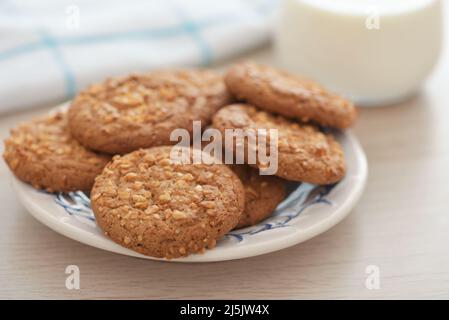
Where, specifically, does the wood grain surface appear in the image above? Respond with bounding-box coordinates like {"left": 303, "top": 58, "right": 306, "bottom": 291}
{"left": 1, "top": 18, "right": 449, "bottom": 300}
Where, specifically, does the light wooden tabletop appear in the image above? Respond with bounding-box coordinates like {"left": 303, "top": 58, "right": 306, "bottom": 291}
{"left": 1, "top": 32, "right": 449, "bottom": 300}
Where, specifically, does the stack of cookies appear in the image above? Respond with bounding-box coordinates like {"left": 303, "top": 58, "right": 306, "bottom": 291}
{"left": 3, "top": 62, "right": 356, "bottom": 259}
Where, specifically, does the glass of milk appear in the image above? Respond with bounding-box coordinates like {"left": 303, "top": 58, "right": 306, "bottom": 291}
{"left": 275, "top": 0, "right": 443, "bottom": 106}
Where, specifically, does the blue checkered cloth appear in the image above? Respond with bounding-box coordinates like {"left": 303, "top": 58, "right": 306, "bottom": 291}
{"left": 0, "top": 0, "right": 277, "bottom": 113}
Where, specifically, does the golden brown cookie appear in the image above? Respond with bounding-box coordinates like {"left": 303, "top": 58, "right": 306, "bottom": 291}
{"left": 3, "top": 111, "right": 111, "bottom": 192}
{"left": 212, "top": 104, "right": 346, "bottom": 185}
{"left": 68, "top": 69, "right": 231, "bottom": 154}
{"left": 231, "top": 165, "right": 286, "bottom": 229}
{"left": 191, "top": 142, "right": 286, "bottom": 228}
{"left": 91, "top": 146, "right": 245, "bottom": 259}
{"left": 225, "top": 61, "right": 356, "bottom": 129}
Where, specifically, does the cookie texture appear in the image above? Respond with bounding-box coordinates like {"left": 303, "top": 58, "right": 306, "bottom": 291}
{"left": 3, "top": 111, "right": 111, "bottom": 192}
{"left": 225, "top": 62, "right": 356, "bottom": 129}
{"left": 68, "top": 69, "right": 231, "bottom": 154}
{"left": 91, "top": 146, "right": 245, "bottom": 259}
{"left": 212, "top": 104, "right": 346, "bottom": 184}
{"left": 231, "top": 165, "right": 286, "bottom": 229}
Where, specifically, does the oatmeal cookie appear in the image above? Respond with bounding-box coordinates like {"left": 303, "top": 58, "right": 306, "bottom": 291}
{"left": 231, "top": 165, "right": 286, "bottom": 229}
{"left": 225, "top": 62, "right": 356, "bottom": 129}
{"left": 193, "top": 142, "right": 287, "bottom": 228}
{"left": 68, "top": 69, "right": 231, "bottom": 154}
{"left": 91, "top": 146, "right": 245, "bottom": 259}
{"left": 3, "top": 111, "right": 111, "bottom": 192}
{"left": 212, "top": 104, "right": 346, "bottom": 184}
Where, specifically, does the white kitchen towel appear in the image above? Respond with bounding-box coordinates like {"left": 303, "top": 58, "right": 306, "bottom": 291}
{"left": 0, "top": 0, "right": 277, "bottom": 114}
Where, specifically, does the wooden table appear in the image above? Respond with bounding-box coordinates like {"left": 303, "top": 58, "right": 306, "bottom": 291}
{"left": 1, "top": 35, "right": 449, "bottom": 300}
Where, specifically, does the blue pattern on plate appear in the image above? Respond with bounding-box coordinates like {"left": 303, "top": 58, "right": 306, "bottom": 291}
{"left": 52, "top": 183, "right": 335, "bottom": 238}
{"left": 226, "top": 183, "right": 335, "bottom": 241}
{"left": 55, "top": 191, "right": 95, "bottom": 221}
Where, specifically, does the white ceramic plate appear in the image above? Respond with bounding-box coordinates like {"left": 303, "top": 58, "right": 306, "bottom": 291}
{"left": 11, "top": 129, "right": 367, "bottom": 262}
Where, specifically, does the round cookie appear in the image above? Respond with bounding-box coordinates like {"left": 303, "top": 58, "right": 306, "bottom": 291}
{"left": 68, "top": 69, "right": 231, "bottom": 154}
{"left": 190, "top": 143, "right": 286, "bottom": 228}
{"left": 212, "top": 104, "right": 346, "bottom": 185}
{"left": 225, "top": 61, "right": 356, "bottom": 129}
{"left": 3, "top": 111, "right": 111, "bottom": 192}
{"left": 91, "top": 146, "right": 245, "bottom": 259}
{"left": 231, "top": 165, "right": 286, "bottom": 229}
